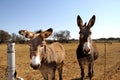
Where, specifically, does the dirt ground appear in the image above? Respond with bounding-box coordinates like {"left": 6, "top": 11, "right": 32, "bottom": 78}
{"left": 0, "top": 42, "right": 120, "bottom": 80}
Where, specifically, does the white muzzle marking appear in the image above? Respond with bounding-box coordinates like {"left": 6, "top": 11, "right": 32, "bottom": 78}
{"left": 83, "top": 41, "right": 91, "bottom": 54}
{"left": 31, "top": 56, "right": 41, "bottom": 65}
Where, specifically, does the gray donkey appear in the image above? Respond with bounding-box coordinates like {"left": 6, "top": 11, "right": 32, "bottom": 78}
{"left": 19, "top": 28, "right": 65, "bottom": 80}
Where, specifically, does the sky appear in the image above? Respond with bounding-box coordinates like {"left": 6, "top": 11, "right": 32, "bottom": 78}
{"left": 0, "top": 0, "right": 120, "bottom": 39}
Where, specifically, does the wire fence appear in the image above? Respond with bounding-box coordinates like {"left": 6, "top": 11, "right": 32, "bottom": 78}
{"left": 0, "top": 41, "right": 119, "bottom": 80}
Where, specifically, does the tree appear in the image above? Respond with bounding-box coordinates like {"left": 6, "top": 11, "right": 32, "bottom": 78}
{"left": 11, "top": 33, "right": 27, "bottom": 44}
{"left": 11, "top": 33, "right": 17, "bottom": 42}
{"left": 53, "top": 30, "right": 70, "bottom": 42}
{"left": 0, "top": 30, "right": 11, "bottom": 43}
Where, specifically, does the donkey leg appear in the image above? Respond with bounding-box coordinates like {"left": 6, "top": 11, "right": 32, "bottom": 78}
{"left": 92, "top": 63, "right": 94, "bottom": 77}
{"left": 41, "top": 71, "right": 48, "bottom": 80}
{"left": 88, "top": 63, "right": 94, "bottom": 80}
{"left": 50, "top": 68, "right": 56, "bottom": 80}
{"left": 80, "top": 65, "right": 85, "bottom": 80}
{"left": 58, "top": 62, "right": 64, "bottom": 80}
{"left": 88, "top": 64, "right": 92, "bottom": 80}
{"left": 78, "top": 61, "right": 84, "bottom": 80}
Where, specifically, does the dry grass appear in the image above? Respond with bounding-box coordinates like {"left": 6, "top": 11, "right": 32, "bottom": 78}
{"left": 0, "top": 42, "right": 120, "bottom": 80}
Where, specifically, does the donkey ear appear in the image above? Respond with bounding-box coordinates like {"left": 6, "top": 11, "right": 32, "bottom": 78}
{"left": 77, "top": 15, "right": 83, "bottom": 28}
{"left": 87, "top": 15, "right": 96, "bottom": 28}
{"left": 18, "top": 30, "right": 34, "bottom": 39}
{"left": 40, "top": 28, "right": 53, "bottom": 38}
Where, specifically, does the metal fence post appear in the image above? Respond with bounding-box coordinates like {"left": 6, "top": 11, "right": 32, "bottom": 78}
{"left": 104, "top": 40, "right": 112, "bottom": 80}
{"left": 104, "top": 41, "right": 107, "bottom": 80}
{"left": 7, "top": 42, "right": 15, "bottom": 80}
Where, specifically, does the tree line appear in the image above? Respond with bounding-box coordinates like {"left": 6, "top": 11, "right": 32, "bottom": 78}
{"left": 0, "top": 30, "right": 120, "bottom": 44}
{"left": 0, "top": 30, "right": 71, "bottom": 44}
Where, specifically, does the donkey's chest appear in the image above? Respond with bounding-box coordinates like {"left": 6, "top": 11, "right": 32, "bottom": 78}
{"left": 76, "top": 47, "right": 93, "bottom": 61}
{"left": 77, "top": 53, "right": 94, "bottom": 65}
{"left": 39, "top": 62, "right": 59, "bottom": 73}
{"left": 77, "top": 53, "right": 90, "bottom": 59}
{"left": 76, "top": 46, "right": 86, "bottom": 58}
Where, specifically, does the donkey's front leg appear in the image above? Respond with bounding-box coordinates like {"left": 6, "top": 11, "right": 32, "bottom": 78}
{"left": 78, "top": 60, "right": 85, "bottom": 80}
{"left": 50, "top": 68, "right": 56, "bottom": 80}
{"left": 57, "top": 62, "right": 64, "bottom": 80}
{"left": 80, "top": 65, "right": 85, "bottom": 80}
{"left": 40, "top": 71, "right": 48, "bottom": 80}
{"left": 88, "top": 63, "right": 94, "bottom": 80}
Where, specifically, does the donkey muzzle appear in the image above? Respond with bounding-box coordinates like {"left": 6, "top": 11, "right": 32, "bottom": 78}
{"left": 30, "top": 63, "right": 40, "bottom": 70}
{"left": 30, "top": 56, "right": 41, "bottom": 70}
{"left": 83, "top": 49, "right": 90, "bottom": 53}
{"left": 83, "top": 42, "right": 91, "bottom": 54}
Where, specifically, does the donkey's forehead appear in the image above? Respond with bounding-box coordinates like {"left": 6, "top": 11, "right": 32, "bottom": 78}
{"left": 29, "top": 34, "right": 43, "bottom": 43}
{"left": 80, "top": 27, "right": 89, "bottom": 32}
{"left": 79, "top": 27, "right": 91, "bottom": 36}
{"left": 79, "top": 22, "right": 87, "bottom": 29}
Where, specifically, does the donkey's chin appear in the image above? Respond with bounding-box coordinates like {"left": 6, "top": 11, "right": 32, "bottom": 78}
{"left": 30, "top": 64, "right": 40, "bottom": 70}
{"left": 84, "top": 51, "right": 91, "bottom": 55}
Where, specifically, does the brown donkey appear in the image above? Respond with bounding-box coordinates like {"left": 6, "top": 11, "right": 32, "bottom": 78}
{"left": 19, "top": 28, "right": 65, "bottom": 80}
{"left": 76, "top": 15, "right": 99, "bottom": 80}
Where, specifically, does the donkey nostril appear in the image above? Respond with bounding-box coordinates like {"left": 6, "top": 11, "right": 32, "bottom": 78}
{"left": 88, "top": 49, "right": 90, "bottom": 52}
{"left": 30, "top": 63, "right": 40, "bottom": 70}
{"left": 84, "top": 49, "right": 90, "bottom": 53}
